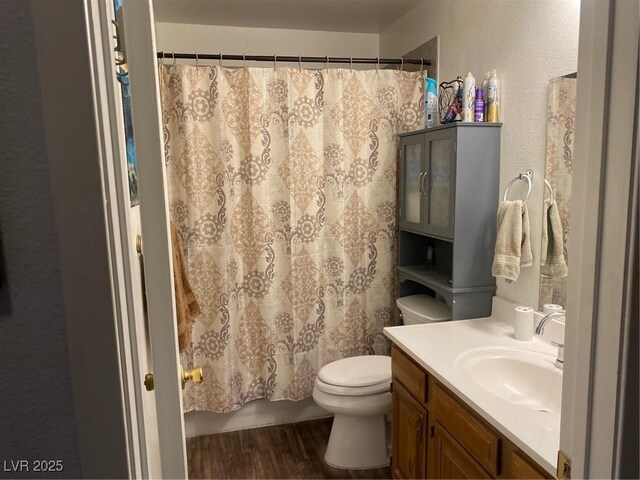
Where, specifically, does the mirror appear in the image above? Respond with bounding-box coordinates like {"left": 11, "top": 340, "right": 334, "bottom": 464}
{"left": 538, "top": 74, "right": 576, "bottom": 310}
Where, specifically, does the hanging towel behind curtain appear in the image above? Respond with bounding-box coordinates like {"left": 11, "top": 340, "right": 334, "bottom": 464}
{"left": 171, "top": 221, "right": 201, "bottom": 352}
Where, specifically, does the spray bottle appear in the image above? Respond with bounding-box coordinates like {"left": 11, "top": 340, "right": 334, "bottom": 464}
{"left": 424, "top": 77, "right": 438, "bottom": 128}
{"left": 486, "top": 70, "right": 500, "bottom": 122}
{"left": 462, "top": 72, "right": 476, "bottom": 122}
{"left": 481, "top": 72, "right": 490, "bottom": 121}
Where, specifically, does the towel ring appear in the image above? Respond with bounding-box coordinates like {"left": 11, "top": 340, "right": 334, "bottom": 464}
{"left": 544, "top": 179, "right": 555, "bottom": 205}
{"left": 503, "top": 169, "right": 533, "bottom": 205}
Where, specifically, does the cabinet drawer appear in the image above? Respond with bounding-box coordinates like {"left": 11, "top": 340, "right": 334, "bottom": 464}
{"left": 433, "top": 383, "right": 500, "bottom": 476}
{"left": 510, "top": 451, "right": 550, "bottom": 479}
{"left": 392, "top": 346, "right": 428, "bottom": 403}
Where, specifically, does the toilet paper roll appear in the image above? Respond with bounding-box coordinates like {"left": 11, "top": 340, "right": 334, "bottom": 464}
{"left": 514, "top": 306, "right": 534, "bottom": 341}
{"left": 543, "top": 304, "right": 564, "bottom": 315}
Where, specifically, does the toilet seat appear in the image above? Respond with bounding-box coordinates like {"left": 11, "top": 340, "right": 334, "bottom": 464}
{"left": 318, "top": 355, "right": 391, "bottom": 388}
{"left": 314, "top": 377, "right": 390, "bottom": 396}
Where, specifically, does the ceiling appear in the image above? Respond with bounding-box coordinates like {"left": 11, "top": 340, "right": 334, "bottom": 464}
{"left": 153, "top": 0, "right": 422, "bottom": 33}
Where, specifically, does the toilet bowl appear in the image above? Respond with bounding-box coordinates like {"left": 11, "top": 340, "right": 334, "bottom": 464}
{"left": 312, "top": 355, "right": 391, "bottom": 470}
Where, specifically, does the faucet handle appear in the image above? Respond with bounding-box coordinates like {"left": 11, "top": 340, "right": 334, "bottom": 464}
{"left": 551, "top": 341, "right": 565, "bottom": 369}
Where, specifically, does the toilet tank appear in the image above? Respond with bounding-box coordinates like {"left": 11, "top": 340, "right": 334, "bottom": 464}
{"left": 396, "top": 294, "right": 451, "bottom": 325}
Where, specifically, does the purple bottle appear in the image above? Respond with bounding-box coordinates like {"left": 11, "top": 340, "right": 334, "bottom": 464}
{"left": 474, "top": 88, "right": 484, "bottom": 122}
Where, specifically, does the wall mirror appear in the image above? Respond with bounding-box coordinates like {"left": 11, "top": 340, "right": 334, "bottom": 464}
{"left": 538, "top": 74, "right": 576, "bottom": 309}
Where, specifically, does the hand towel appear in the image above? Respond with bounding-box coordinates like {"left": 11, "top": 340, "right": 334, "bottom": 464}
{"left": 540, "top": 199, "right": 568, "bottom": 278}
{"left": 492, "top": 200, "right": 533, "bottom": 281}
{"left": 171, "top": 222, "right": 201, "bottom": 352}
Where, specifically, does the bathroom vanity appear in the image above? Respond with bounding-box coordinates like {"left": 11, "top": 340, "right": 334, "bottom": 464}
{"left": 384, "top": 298, "right": 563, "bottom": 479}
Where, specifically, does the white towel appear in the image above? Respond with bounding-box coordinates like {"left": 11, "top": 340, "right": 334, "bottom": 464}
{"left": 541, "top": 199, "right": 568, "bottom": 278}
{"left": 492, "top": 200, "right": 533, "bottom": 281}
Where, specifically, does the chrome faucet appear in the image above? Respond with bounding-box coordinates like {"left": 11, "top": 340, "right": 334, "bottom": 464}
{"left": 535, "top": 312, "right": 565, "bottom": 370}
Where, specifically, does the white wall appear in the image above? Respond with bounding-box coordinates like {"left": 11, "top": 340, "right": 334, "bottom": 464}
{"left": 380, "top": 0, "right": 581, "bottom": 308}
{"left": 155, "top": 22, "right": 379, "bottom": 64}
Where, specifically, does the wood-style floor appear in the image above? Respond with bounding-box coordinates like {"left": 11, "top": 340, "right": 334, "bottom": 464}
{"left": 187, "top": 417, "right": 392, "bottom": 479}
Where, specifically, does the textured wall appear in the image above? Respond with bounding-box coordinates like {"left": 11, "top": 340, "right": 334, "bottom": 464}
{"left": 155, "top": 22, "right": 380, "bottom": 64}
{"left": 0, "top": 0, "right": 81, "bottom": 477}
{"left": 380, "top": 0, "right": 580, "bottom": 308}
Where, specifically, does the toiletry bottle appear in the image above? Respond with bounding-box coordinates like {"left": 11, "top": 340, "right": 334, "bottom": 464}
{"left": 425, "top": 77, "right": 438, "bottom": 128}
{"left": 474, "top": 88, "right": 484, "bottom": 122}
{"left": 481, "top": 72, "right": 490, "bottom": 121}
{"left": 486, "top": 69, "right": 500, "bottom": 122}
{"left": 462, "top": 72, "right": 475, "bottom": 122}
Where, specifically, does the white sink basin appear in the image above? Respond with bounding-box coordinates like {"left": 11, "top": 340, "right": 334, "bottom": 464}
{"left": 455, "top": 347, "right": 562, "bottom": 414}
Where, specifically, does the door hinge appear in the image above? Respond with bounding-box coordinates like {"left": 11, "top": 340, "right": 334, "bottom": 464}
{"left": 557, "top": 450, "right": 572, "bottom": 479}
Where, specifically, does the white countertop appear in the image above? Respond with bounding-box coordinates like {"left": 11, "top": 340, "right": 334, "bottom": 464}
{"left": 384, "top": 297, "right": 562, "bottom": 476}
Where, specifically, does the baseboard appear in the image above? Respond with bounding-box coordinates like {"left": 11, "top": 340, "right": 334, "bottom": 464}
{"left": 184, "top": 397, "right": 331, "bottom": 437}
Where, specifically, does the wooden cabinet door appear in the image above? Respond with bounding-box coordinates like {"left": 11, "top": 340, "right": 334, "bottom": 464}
{"left": 429, "top": 423, "right": 491, "bottom": 479}
{"left": 392, "top": 381, "right": 428, "bottom": 479}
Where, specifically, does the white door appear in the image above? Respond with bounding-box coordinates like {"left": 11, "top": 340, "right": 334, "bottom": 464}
{"left": 90, "top": 0, "right": 188, "bottom": 477}
{"left": 121, "top": 0, "right": 188, "bottom": 477}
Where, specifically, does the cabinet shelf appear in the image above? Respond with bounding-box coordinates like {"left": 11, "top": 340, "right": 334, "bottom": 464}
{"left": 398, "top": 265, "right": 496, "bottom": 296}
{"left": 398, "top": 265, "right": 452, "bottom": 293}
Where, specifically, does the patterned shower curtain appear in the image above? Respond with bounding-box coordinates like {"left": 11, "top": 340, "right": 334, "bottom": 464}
{"left": 160, "top": 65, "right": 423, "bottom": 413}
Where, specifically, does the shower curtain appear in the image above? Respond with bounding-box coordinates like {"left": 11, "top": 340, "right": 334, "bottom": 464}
{"left": 160, "top": 64, "right": 423, "bottom": 413}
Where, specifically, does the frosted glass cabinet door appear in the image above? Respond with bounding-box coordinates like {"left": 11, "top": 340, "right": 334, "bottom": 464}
{"left": 399, "top": 136, "right": 425, "bottom": 230}
{"left": 424, "top": 130, "right": 455, "bottom": 238}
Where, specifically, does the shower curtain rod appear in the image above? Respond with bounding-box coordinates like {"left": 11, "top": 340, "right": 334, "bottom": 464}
{"left": 156, "top": 51, "right": 431, "bottom": 67}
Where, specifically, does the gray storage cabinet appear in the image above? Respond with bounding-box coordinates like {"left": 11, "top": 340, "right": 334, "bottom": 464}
{"left": 398, "top": 123, "right": 501, "bottom": 319}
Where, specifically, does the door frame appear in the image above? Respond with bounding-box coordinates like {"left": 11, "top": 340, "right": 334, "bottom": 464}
{"left": 30, "top": 0, "right": 140, "bottom": 476}
{"left": 32, "top": 0, "right": 188, "bottom": 477}
{"left": 561, "top": 0, "right": 638, "bottom": 478}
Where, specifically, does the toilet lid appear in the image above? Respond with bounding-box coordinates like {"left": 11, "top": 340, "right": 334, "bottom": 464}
{"left": 318, "top": 355, "right": 391, "bottom": 387}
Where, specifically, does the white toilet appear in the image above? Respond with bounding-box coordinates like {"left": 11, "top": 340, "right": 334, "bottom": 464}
{"left": 313, "top": 296, "right": 450, "bottom": 470}
{"left": 396, "top": 294, "right": 451, "bottom": 325}
{"left": 312, "top": 355, "right": 392, "bottom": 469}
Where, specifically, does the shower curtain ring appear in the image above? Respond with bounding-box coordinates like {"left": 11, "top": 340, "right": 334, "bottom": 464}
{"left": 273, "top": 54, "right": 277, "bottom": 70}
{"left": 399, "top": 58, "right": 403, "bottom": 71}
{"left": 172, "top": 52, "right": 176, "bottom": 66}
{"left": 195, "top": 52, "right": 199, "bottom": 69}
{"left": 218, "top": 53, "right": 222, "bottom": 67}
{"left": 243, "top": 54, "right": 246, "bottom": 68}
{"left": 376, "top": 57, "right": 380, "bottom": 72}
{"left": 420, "top": 58, "right": 424, "bottom": 73}
{"left": 324, "top": 56, "right": 328, "bottom": 70}
{"left": 349, "top": 57, "right": 353, "bottom": 72}
{"left": 298, "top": 55, "right": 302, "bottom": 71}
